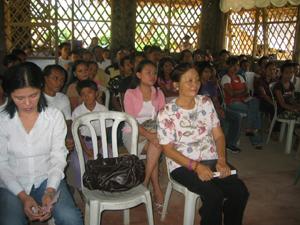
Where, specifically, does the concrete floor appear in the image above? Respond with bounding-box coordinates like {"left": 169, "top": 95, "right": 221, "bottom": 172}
{"left": 97, "top": 134, "right": 300, "bottom": 225}
{"left": 35, "top": 132, "right": 300, "bottom": 225}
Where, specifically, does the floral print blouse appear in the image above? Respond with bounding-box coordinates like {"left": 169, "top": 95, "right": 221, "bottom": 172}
{"left": 157, "top": 95, "right": 220, "bottom": 172}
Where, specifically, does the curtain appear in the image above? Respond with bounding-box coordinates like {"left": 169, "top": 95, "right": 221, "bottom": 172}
{"left": 220, "top": 0, "right": 300, "bottom": 12}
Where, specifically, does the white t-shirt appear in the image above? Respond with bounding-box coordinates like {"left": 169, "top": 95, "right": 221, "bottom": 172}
{"left": 221, "top": 74, "right": 246, "bottom": 86}
{"left": 136, "top": 101, "right": 156, "bottom": 124}
{"left": 44, "top": 92, "right": 71, "bottom": 120}
{"left": 58, "top": 57, "right": 71, "bottom": 70}
{"left": 98, "top": 59, "right": 111, "bottom": 71}
{"left": 72, "top": 102, "right": 112, "bottom": 137}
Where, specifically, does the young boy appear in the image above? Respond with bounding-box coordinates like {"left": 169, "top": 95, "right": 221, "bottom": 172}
{"left": 70, "top": 79, "right": 112, "bottom": 189}
{"left": 72, "top": 79, "right": 112, "bottom": 158}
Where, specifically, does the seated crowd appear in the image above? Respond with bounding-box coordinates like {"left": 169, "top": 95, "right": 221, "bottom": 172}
{"left": 0, "top": 40, "right": 300, "bottom": 225}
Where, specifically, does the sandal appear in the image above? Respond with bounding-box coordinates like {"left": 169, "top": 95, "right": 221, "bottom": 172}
{"left": 154, "top": 202, "right": 164, "bottom": 215}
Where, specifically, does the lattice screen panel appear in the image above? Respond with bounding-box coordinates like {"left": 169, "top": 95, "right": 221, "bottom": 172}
{"left": 227, "top": 6, "right": 298, "bottom": 60}
{"left": 4, "top": 0, "right": 112, "bottom": 57}
{"left": 4, "top": 0, "right": 33, "bottom": 54}
{"left": 228, "top": 10, "right": 256, "bottom": 56}
{"left": 266, "top": 7, "right": 297, "bottom": 60}
{"left": 72, "top": 0, "right": 111, "bottom": 48}
{"left": 135, "top": 0, "right": 202, "bottom": 52}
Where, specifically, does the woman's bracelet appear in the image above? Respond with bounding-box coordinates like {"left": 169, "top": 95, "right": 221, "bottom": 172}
{"left": 188, "top": 159, "right": 197, "bottom": 171}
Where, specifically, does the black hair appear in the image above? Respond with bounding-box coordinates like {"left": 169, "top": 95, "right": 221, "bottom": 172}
{"left": 193, "top": 49, "right": 205, "bottom": 57}
{"left": 87, "top": 60, "right": 98, "bottom": 68}
{"left": 265, "top": 61, "right": 277, "bottom": 70}
{"left": 258, "top": 56, "right": 269, "bottom": 66}
{"left": 146, "top": 45, "right": 161, "bottom": 55}
{"left": 240, "top": 59, "right": 249, "bottom": 67}
{"left": 280, "top": 61, "right": 294, "bottom": 74}
{"left": 3, "top": 54, "right": 21, "bottom": 67}
{"left": 119, "top": 55, "right": 132, "bottom": 67}
{"left": 70, "top": 49, "right": 81, "bottom": 55}
{"left": 11, "top": 49, "right": 26, "bottom": 57}
{"left": 72, "top": 60, "right": 89, "bottom": 75}
{"left": 171, "top": 63, "right": 194, "bottom": 82}
{"left": 76, "top": 79, "right": 98, "bottom": 95}
{"left": 219, "top": 49, "right": 230, "bottom": 56}
{"left": 80, "top": 49, "right": 93, "bottom": 56}
{"left": 58, "top": 42, "right": 71, "bottom": 49}
{"left": 179, "top": 49, "right": 192, "bottom": 62}
{"left": 92, "top": 45, "right": 102, "bottom": 53}
{"left": 194, "top": 61, "right": 213, "bottom": 77}
{"left": 129, "top": 59, "right": 156, "bottom": 89}
{"left": 157, "top": 57, "right": 175, "bottom": 82}
{"left": 3, "top": 62, "right": 47, "bottom": 118}
{"left": 226, "top": 56, "right": 239, "bottom": 67}
{"left": 43, "top": 64, "right": 67, "bottom": 79}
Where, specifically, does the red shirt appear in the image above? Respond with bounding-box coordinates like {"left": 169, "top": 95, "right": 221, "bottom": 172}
{"left": 221, "top": 74, "right": 247, "bottom": 104}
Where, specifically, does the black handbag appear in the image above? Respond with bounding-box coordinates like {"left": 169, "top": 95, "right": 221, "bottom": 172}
{"left": 83, "top": 154, "right": 145, "bottom": 192}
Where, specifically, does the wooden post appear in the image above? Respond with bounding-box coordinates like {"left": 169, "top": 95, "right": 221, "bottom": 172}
{"left": 199, "top": 0, "right": 227, "bottom": 55}
{"left": 293, "top": 6, "right": 300, "bottom": 63}
{"left": 262, "top": 8, "right": 268, "bottom": 56}
{"left": 252, "top": 8, "right": 260, "bottom": 58}
{"left": 0, "top": 0, "right": 6, "bottom": 73}
{"left": 111, "top": 0, "right": 137, "bottom": 55}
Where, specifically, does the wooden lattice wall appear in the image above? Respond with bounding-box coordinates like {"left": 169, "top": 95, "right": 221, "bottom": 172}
{"left": 227, "top": 6, "right": 298, "bottom": 60}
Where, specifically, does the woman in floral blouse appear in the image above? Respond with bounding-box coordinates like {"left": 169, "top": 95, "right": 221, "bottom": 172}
{"left": 157, "top": 63, "right": 249, "bottom": 225}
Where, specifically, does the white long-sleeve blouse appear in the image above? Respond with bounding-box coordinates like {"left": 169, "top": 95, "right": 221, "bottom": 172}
{"left": 0, "top": 107, "right": 68, "bottom": 195}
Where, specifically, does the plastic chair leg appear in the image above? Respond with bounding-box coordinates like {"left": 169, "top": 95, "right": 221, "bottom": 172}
{"left": 294, "top": 166, "right": 300, "bottom": 185}
{"left": 145, "top": 191, "right": 154, "bottom": 225}
{"left": 183, "top": 192, "right": 198, "bottom": 225}
{"left": 89, "top": 201, "right": 100, "bottom": 225}
{"left": 84, "top": 203, "right": 90, "bottom": 225}
{"left": 285, "top": 121, "right": 296, "bottom": 154}
{"left": 161, "top": 182, "right": 172, "bottom": 221}
{"left": 123, "top": 209, "right": 130, "bottom": 225}
{"left": 266, "top": 118, "right": 277, "bottom": 144}
{"left": 279, "top": 123, "right": 286, "bottom": 142}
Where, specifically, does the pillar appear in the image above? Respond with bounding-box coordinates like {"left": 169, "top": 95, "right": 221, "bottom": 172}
{"left": 198, "top": 0, "right": 227, "bottom": 55}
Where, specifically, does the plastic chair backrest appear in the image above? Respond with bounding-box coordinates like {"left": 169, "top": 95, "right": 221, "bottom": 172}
{"left": 98, "top": 84, "right": 110, "bottom": 109}
{"left": 244, "top": 72, "right": 256, "bottom": 95}
{"left": 217, "top": 82, "right": 226, "bottom": 110}
{"left": 72, "top": 111, "right": 139, "bottom": 189}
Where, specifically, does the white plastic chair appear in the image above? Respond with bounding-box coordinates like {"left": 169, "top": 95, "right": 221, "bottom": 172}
{"left": 72, "top": 111, "right": 154, "bottom": 225}
{"left": 244, "top": 72, "right": 256, "bottom": 96}
{"left": 266, "top": 82, "right": 300, "bottom": 154}
{"left": 98, "top": 84, "right": 110, "bottom": 109}
{"left": 161, "top": 158, "right": 201, "bottom": 225}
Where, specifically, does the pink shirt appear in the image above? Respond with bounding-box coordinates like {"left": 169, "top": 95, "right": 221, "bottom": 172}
{"left": 124, "top": 87, "right": 165, "bottom": 118}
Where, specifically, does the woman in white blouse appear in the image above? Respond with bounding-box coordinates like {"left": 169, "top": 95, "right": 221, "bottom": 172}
{"left": 157, "top": 63, "right": 249, "bottom": 225}
{"left": 0, "top": 62, "right": 83, "bottom": 225}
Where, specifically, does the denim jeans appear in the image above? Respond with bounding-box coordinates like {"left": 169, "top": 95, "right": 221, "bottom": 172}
{"left": 0, "top": 179, "right": 83, "bottom": 225}
{"left": 227, "top": 98, "right": 263, "bottom": 145}
{"left": 227, "top": 98, "right": 261, "bottom": 130}
{"left": 220, "top": 109, "right": 242, "bottom": 147}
